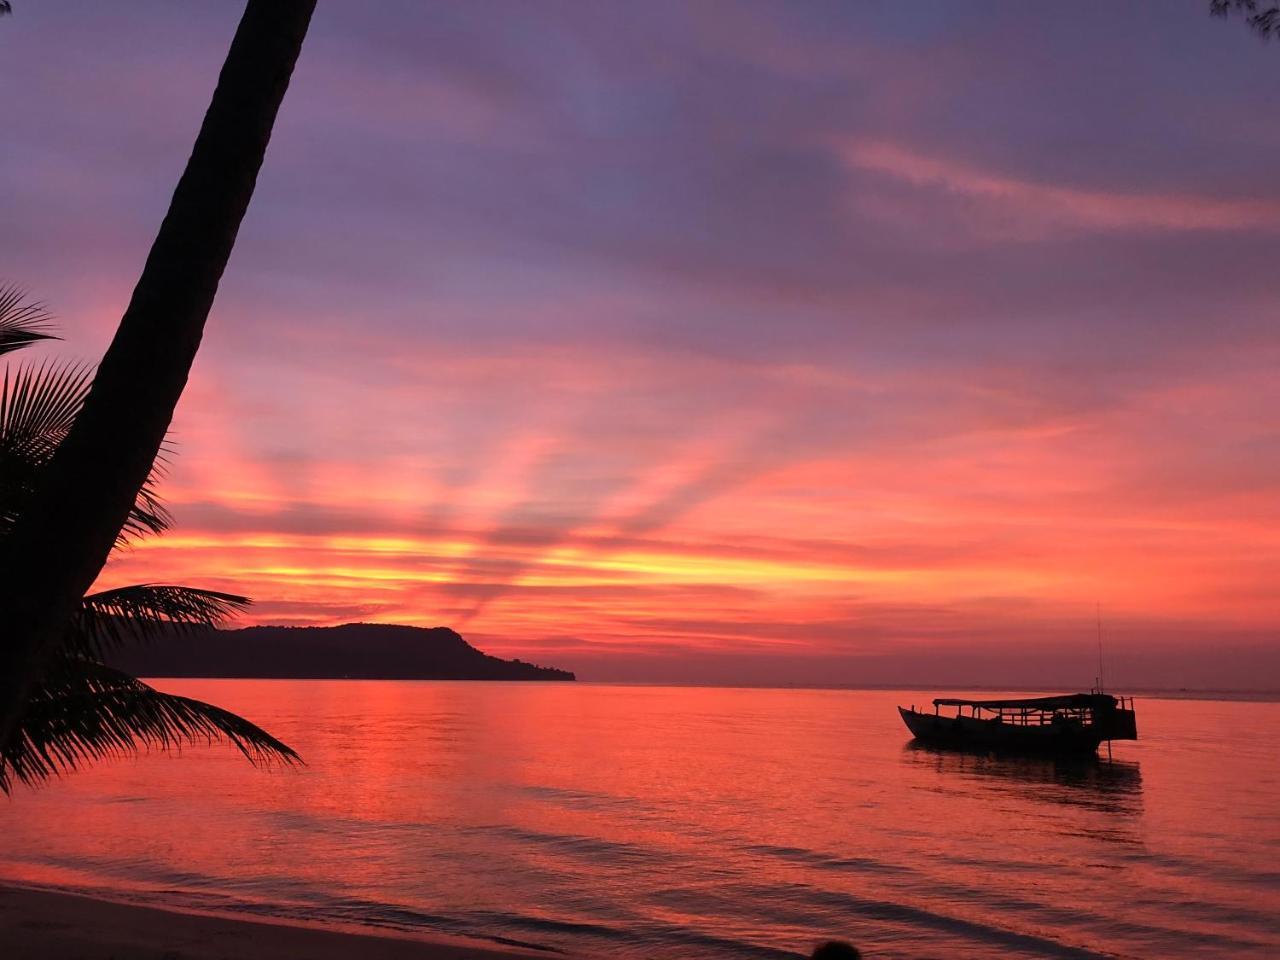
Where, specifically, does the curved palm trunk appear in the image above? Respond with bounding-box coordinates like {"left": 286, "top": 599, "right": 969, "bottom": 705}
{"left": 0, "top": 1, "right": 315, "bottom": 745}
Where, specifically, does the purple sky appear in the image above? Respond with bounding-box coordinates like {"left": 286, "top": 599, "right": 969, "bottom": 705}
{"left": 2, "top": 2, "right": 1278, "bottom": 688}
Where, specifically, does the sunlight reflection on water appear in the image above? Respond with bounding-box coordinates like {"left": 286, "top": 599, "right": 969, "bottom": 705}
{"left": 1, "top": 683, "right": 1277, "bottom": 958}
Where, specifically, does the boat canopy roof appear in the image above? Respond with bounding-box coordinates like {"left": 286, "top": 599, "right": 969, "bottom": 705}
{"left": 933, "top": 693, "right": 1116, "bottom": 710}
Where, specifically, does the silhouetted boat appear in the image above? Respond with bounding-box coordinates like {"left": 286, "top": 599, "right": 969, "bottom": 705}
{"left": 898, "top": 693, "right": 1137, "bottom": 755}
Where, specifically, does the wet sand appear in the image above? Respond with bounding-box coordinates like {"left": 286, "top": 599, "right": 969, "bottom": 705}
{"left": 0, "top": 884, "right": 555, "bottom": 960}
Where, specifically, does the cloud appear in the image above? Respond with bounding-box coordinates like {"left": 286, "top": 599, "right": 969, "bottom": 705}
{"left": 842, "top": 139, "right": 1280, "bottom": 238}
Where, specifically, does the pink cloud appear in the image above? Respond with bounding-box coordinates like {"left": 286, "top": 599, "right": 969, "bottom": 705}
{"left": 842, "top": 139, "right": 1280, "bottom": 235}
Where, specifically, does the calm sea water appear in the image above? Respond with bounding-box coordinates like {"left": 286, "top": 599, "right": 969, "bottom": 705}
{"left": 1, "top": 682, "right": 1277, "bottom": 959}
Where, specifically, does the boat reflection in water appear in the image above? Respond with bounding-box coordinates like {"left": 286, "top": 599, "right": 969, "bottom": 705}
{"left": 901, "top": 739, "right": 1144, "bottom": 816}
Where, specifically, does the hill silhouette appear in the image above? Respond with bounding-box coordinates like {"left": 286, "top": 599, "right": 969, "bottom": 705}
{"left": 108, "top": 623, "right": 575, "bottom": 681}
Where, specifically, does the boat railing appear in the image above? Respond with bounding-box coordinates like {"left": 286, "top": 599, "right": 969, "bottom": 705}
{"left": 983, "top": 706, "right": 1091, "bottom": 727}
{"left": 924, "top": 701, "right": 1132, "bottom": 728}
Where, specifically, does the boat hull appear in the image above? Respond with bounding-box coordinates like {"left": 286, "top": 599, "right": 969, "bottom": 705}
{"left": 898, "top": 706, "right": 1107, "bottom": 756}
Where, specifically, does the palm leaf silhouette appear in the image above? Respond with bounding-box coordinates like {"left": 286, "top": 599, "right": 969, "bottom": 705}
{"left": 1211, "top": 0, "right": 1280, "bottom": 39}
{"left": 0, "top": 286, "right": 57, "bottom": 356}
{"left": 0, "top": 282, "right": 298, "bottom": 791}
{"left": 0, "top": 360, "right": 171, "bottom": 543}
{"left": 73, "top": 584, "right": 250, "bottom": 660}
{"left": 2, "top": 658, "right": 299, "bottom": 792}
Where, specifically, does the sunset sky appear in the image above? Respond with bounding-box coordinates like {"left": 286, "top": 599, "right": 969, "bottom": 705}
{"left": 4, "top": 1, "right": 1278, "bottom": 688}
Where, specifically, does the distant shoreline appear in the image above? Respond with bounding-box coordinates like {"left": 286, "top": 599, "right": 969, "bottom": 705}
{"left": 110, "top": 623, "right": 575, "bottom": 682}
{"left": 0, "top": 883, "right": 556, "bottom": 960}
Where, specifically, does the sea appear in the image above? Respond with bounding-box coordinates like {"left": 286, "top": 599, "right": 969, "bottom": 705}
{"left": 1, "top": 682, "right": 1277, "bottom": 959}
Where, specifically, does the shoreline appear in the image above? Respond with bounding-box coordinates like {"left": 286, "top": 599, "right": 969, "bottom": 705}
{"left": 0, "top": 883, "right": 561, "bottom": 960}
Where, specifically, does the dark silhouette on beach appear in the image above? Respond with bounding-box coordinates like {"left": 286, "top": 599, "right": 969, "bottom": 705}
{"left": 812, "top": 941, "right": 862, "bottom": 960}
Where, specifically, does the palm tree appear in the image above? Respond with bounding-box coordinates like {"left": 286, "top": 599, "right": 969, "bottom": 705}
{"left": 0, "top": 292, "right": 298, "bottom": 793}
{"left": 0, "top": 1, "right": 315, "bottom": 750}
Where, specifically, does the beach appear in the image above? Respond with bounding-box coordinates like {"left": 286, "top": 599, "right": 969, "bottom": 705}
{"left": 0, "top": 885, "right": 549, "bottom": 960}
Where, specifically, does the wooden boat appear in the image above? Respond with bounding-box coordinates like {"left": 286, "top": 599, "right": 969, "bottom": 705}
{"left": 898, "top": 693, "right": 1137, "bottom": 755}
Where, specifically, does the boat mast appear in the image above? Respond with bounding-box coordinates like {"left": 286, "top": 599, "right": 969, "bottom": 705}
{"left": 1095, "top": 601, "right": 1105, "bottom": 695}
{"left": 1097, "top": 601, "right": 1113, "bottom": 761}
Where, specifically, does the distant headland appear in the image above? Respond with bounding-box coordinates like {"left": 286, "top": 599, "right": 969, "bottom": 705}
{"left": 108, "top": 623, "right": 576, "bottom": 681}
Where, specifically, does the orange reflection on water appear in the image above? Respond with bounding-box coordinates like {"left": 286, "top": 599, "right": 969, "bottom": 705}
{"left": 1, "top": 685, "right": 1277, "bottom": 958}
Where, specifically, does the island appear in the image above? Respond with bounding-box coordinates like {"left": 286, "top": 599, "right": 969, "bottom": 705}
{"left": 108, "top": 623, "right": 576, "bottom": 681}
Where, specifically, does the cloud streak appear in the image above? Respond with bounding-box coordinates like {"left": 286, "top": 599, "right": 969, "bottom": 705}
{"left": 843, "top": 139, "right": 1280, "bottom": 236}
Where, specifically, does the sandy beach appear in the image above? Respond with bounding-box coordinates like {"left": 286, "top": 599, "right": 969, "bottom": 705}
{"left": 0, "top": 885, "right": 554, "bottom": 960}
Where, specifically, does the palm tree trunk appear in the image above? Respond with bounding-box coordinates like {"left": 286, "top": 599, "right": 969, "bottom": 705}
{"left": 0, "top": 1, "right": 315, "bottom": 747}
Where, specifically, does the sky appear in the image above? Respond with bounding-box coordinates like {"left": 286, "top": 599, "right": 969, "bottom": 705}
{"left": 3, "top": 1, "right": 1278, "bottom": 688}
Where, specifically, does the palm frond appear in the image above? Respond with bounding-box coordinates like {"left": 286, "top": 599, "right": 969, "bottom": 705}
{"left": 72, "top": 584, "right": 250, "bottom": 659}
{"left": 122, "top": 446, "right": 173, "bottom": 542}
{"left": 0, "top": 285, "right": 57, "bottom": 356}
{"left": 0, "top": 360, "right": 92, "bottom": 535}
{"left": 0, "top": 359, "right": 91, "bottom": 465}
{"left": 1211, "top": 1, "right": 1280, "bottom": 40}
{"left": 0, "top": 361, "right": 172, "bottom": 543}
{"left": 1, "top": 658, "right": 300, "bottom": 793}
